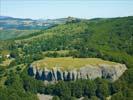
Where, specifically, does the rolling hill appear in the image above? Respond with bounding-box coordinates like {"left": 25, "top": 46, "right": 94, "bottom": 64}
{"left": 0, "top": 16, "right": 133, "bottom": 100}
{"left": 0, "top": 16, "right": 79, "bottom": 40}
{"left": 10, "top": 16, "right": 132, "bottom": 67}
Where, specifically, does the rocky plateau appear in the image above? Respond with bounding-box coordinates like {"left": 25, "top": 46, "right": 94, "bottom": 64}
{"left": 28, "top": 63, "right": 127, "bottom": 82}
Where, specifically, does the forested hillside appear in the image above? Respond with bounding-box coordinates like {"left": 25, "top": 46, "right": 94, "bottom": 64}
{"left": 0, "top": 16, "right": 133, "bottom": 100}
{"left": 13, "top": 16, "right": 133, "bottom": 67}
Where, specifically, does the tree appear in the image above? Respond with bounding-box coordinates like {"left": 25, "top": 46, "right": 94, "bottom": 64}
{"left": 0, "top": 67, "right": 5, "bottom": 78}
{"left": 0, "top": 58, "right": 2, "bottom": 64}
{"left": 9, "top": 60, "right": 17, "bottom": 67}
{"left": 70, "top": 81, "right": 83, "bottom": 98}
{"left": 83, "top": 80, "right": 97, "bottom": 97}
{"left": 10, "top": 49, "right": 19, "bottom": 58}
{"left": 110, "top": 80, "right": 123, "bottom": 94}
{"left": 45, "top": 85, "right": 55, "bottom": 94}
{"left": 95, "top": 78, "right": 109, "bottom": 100}
{"left": 82, "top": 96, "right": 89, "bottom": 100}
{"left": 0, "top": 87, "right": 8, "bottom": 100}
{"left": 53, "top": 81, "right": 71, "bottom": 97}
{"left": 52, "top": 96, "right": 60, "bottom": 100}
{"left": 90, "top": 96, "right": 99, "bottom": 100}
{"left": 111, "top": 92, "right": 125, "bottom": 100}
{"left": 70, "top": 97, "right": 77, "bottom": 100}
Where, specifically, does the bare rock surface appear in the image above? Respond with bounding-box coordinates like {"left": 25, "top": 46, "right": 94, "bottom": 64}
{"left": 28, "top": 63, "right": 127, "bottom": 82}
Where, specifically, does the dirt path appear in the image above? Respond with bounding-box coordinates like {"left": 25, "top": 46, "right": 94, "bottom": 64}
{"left": 37, "top": 94, "right": 53, "bottom": 100}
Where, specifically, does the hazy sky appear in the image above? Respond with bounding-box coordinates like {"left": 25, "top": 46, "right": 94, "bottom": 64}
{"left": 0, "top": 0, "right": 133, "bottom": 19}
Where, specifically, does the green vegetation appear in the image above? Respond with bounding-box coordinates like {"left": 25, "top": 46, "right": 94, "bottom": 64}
{"left": 43, "top": 50, "right": 70, "bottom": 57}
{"left": 32, "top": 57, "right": 118, "bottom": 70}
{"left": 0, "top": 16, "right": 133, "bottom": 100}
{"left": 0, "top": 30, "right": 39, "bottom": 40}
{"left": 0, "top": 70, "right": 39, "bottom": 100}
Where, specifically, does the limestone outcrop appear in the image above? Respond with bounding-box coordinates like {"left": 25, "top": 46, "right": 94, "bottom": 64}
{"left": 28, "top": 63, "right": 127, "bottom": 82}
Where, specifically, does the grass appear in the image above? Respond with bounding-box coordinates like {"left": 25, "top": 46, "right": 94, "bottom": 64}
{"left": 43, "top": 50, "right": 70, "bottom": 55}
{"left": 1, "top": 50, "right": 10, "bottom": 55}
{"left": 32, "top": 57, "right": 118, "bottom": 70}
{"left": 0, "top": 59, "right": 13, "bottom": 67}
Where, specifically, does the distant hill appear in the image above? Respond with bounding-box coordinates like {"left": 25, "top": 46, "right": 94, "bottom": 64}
{"left": 0, "top": 16, "right": 79, "bottom": 30}
{"left": 0, "top": 16, "right": 14, "bottom": 19}
{"left": 0, "top": 16, "right": 80, "bottom": 40}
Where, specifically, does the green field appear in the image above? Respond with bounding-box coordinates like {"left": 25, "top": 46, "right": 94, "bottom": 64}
{"left": 32, "top": 57, "right": 118, "bottom": 70}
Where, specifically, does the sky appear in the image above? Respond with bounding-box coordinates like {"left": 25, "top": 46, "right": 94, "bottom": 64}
{"left": 0, "top": 0, "right": 133, "bottom": 19}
